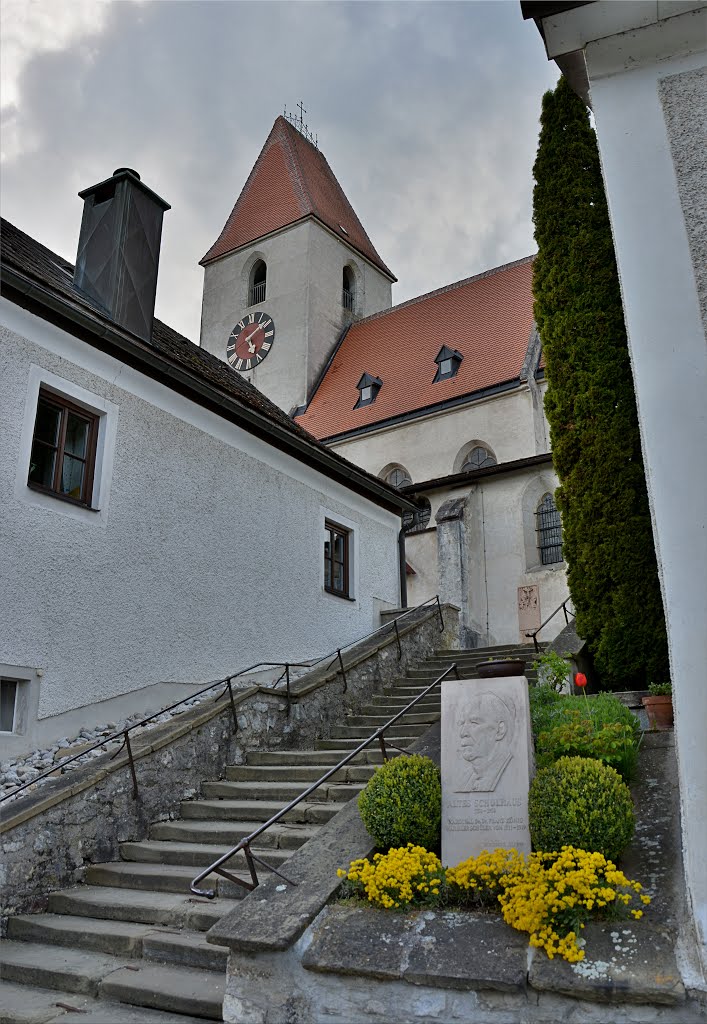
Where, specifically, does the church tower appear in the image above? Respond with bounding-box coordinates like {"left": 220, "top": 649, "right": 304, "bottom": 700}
{"left": 199, "top": 114, "right": 396, "bottom": 414}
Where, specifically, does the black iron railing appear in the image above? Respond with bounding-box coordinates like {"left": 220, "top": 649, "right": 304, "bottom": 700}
{"left": 190, "top": 660, "right": 458, "bottom": 898}
{"left": 342, "top": 288, "right": 354, "bottom": 311}
{"left": 525, "top": 597, "right": 575, "bottom": 653}
{"left": 249, "top": 281, "right": 266, "bottom": 306}
{"left": 0, "top": 597, "right": 446, "bottom": 806}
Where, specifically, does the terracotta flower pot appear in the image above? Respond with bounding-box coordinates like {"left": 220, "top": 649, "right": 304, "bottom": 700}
{"left": 641, "top": 694, "right": 674, "bottom": 730}
{"left": 478, "top": 659, "right": 526, "bottom": 678}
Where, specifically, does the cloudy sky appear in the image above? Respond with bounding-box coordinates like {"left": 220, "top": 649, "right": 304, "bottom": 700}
{"left": 1, "top": 0, "right": 557, "bottom": 343}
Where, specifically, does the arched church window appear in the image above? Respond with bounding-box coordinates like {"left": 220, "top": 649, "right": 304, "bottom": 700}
{"left": 342, "top": 266, "right": 355, "bottom": 312}
{"left": 386, "top": 465, "right": 412, "bottom": 489}
{"left": 536, "top": 493, "right": 563, "bottom": 565}
{"left": 403, "top": 496, "right": 432, "bottom": 534}
{"left": 249, "top": 260, "right": 267, "bottom": 306}
{"left": 460, "top": 445, "right": 497, "bottom": 473}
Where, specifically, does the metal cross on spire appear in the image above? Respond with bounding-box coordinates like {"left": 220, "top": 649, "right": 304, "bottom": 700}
{"left": 283, "top": 102, "right": 319, "bottom": 150}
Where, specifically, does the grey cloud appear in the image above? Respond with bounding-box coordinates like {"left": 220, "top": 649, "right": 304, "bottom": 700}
{"left": 1, "top": 0, "right": 557, "bottom": 341}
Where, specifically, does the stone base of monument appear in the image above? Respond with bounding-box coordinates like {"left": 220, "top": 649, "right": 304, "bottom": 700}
{"left": 441, "top": 675, "right": 533, "bottom": 868}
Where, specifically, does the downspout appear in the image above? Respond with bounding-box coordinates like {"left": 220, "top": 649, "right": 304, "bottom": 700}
{"left": 398, "top": 526, "right": 408, "bottom": 608}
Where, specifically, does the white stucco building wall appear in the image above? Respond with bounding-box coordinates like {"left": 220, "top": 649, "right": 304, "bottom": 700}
{"left": 200, "top": 219, "right": 392, "bottom": 414}
{"left": 0, "top": 299, "right": 401, "bottom": 757}
{"left": 529, "top": 0, "right": 707, "bottom": 979}
{"left": 329, "top": 383, "right": 550, "bottom": 484}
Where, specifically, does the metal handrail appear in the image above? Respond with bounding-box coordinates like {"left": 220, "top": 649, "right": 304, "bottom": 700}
{"left": 525, "top": 597, "right": 576, "bottom": 653}
{"left": 190, "top": 661, "right": 459, "bottom": 898}
{"left": 1, "top": 597, "right": 446, "bottom": 805}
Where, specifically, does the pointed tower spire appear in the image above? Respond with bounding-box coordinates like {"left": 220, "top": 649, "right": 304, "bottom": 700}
{"left": 201, "top": 116, "right": 395, "bottom": 281}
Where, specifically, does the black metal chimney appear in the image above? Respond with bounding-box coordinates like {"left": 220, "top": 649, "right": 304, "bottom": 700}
{"left": 73, "top": 168, "right": 170, "bottom": 343}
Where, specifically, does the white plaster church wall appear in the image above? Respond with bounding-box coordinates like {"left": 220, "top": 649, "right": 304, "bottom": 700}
{"left": 330, "top": 386, "right": 542, "bottom": 484}
{"left": 0, "top": 300, "right": 401, "bottom": 756}
{"left": 404, "top": 469, "right": 568, "bottom": 646}
{"left": 200, "top": 220, "right": 392, "bottom": 414}
{"left": 200, "top": 220, "right": 312, "bottom": 412}
{"left": 306, "top": 221, "right": 392, "bottom": 397}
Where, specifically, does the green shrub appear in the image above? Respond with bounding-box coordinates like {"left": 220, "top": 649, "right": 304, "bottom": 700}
{"left": 536, "top": 711, "right": 639, "bottom": 781}
{"left": 529, "top": 756, "right": 635, "bottom": 861}
{"left": 357, "top": 754, "right": 441, "bottom": 851}
{"left": 536, "top": 651, "right": 571, "bottom": 692}
{"left": 530, "top": 689, "right": 640, "bottom": 745}
{"left": 648, "top": 682, "right": 672, "bottom": 696}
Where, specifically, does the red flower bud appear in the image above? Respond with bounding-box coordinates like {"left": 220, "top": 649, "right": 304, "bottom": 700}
{"left": 574, "top": 672, "right": 588, "bottom": 688}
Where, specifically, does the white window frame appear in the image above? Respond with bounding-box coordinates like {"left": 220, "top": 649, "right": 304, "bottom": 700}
{"left": 16, "top": 365, "right": 119, "bottom": 524}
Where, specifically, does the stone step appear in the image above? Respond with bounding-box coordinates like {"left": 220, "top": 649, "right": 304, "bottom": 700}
{"left": 85, "top": 861, "right": 239, "bottom": 896}
{"left": 119, "top": 839, "right": 290, "bottom": 869}
{"left": 344, "top": 712, "right": 439, "bottom": 728}
{"left": 179, "top": 797, "right": 346, "bottom": 825}
{"left": 7, "top": 913, "right": 149, "bottom": 958}
{"left": 225, "top": 763, "right": 375, "bottom": 783}
{"left": 142, "top": 928, "right": 228, "bottom": 973}
{"left": 100, "top": 962, "right": 224, "bottom": 1021}
{"left": 0, "top": 940, "right": 127, "bottom": 997}
{"left": 203, "top": 778, "right": 365, "bottom": 801}
{"left": 245, "top": 748, "right": 394, "bottom": 766}
{"left": 315, "top": 736, "right": 418, "bottom": 750}
{"left": 0, "top": 981, "right": 213, "bottom": 1024}
{"left": 328, "top": 722, "right": 427, "bottom": 740}
{"left": 150, "top": 817, "right": 316, "bottom": 849}
{"left": 47, "top": 886, "right": 239, "bottom": 932}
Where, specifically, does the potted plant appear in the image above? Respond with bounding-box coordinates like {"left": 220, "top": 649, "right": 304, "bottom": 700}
{"left": 642, "top": 682, "right": 673, "bottom": 731}
{"left": 478, "top": 657, "right": 526, "bottom": 678}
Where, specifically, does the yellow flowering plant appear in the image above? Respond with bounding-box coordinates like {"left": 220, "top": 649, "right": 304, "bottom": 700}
{"left": 337, "top": 843, "right": 444, "bottom": 910}
{"left": 447, "top": 845, "right": 650, "bottom": 963}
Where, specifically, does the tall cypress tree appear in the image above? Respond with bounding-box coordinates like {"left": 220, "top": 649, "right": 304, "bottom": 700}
{"left": 532, "top": 77, "right": 668, "bottom": 689}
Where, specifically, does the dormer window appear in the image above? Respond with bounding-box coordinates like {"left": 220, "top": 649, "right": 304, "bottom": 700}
{"left": 434, "top": 345, "right": 463, "bottom": 382}
{"left": 355, "top": 373, "right": 382, "bottom": 409}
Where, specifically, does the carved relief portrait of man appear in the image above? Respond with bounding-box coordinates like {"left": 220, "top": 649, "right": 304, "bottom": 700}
{"left": 455, "top": 691, "right": 516, "bottom": 792}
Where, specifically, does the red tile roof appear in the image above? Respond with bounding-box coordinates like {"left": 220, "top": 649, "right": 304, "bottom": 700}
{"left": 202, "top": 117, "right": 395, "bottom": 279}
{"left": 295, "top": 256, "right": 536, "bottom": 441}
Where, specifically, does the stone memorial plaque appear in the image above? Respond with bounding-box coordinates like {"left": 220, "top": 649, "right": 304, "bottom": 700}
{"left": 518, "top": 585, "right": 540, "bottom": 642}
{"left": 441, "top": 677, "right": 532, "bottom": 868}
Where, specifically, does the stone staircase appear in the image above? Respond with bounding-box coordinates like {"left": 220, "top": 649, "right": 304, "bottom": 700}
{"left": 0, "top": 643, "right": 539, "bottom": 1024}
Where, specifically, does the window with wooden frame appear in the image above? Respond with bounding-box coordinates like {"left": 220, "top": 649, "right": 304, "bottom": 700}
{"left": 324, "top": 520, "right": 351, "bottom": 598}
{"left": 27, "top": 390, "right": 99, "bottom": 507}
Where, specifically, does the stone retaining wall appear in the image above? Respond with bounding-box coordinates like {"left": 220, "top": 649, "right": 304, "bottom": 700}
{"left": 0, "top": 603, "right": 459, "bottom": 927}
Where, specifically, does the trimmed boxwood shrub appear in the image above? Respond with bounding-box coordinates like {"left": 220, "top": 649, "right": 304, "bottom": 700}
{"left": 357, "top": 754, "right": 441, "bottom": 851}
{"left": 529, "top": 756, "right": 635, "bottom": 861}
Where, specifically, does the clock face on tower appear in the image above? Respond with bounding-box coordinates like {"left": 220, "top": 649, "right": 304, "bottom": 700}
{"left": 226, "top": 311, "right": 275, "bottom": 372}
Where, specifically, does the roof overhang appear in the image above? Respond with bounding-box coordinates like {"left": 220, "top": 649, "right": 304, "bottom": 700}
{"left": 401, "top": 452, "right": 555, "bottom": 495}
{"left": 1, "top": 263, "right": 417, "bottom": 518}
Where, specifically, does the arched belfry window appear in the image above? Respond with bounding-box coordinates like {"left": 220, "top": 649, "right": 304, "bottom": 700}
{"left": 249, "top": 260, "right": 266, "bottom": 306}
{"left": 342, "top": 266, "right": 355, "bottom": 312}
{"left": 536, "top": 493, "right": 563, "bottom": 565}
{"left": 460, "top": 445, "right": 497, "bottom": 473}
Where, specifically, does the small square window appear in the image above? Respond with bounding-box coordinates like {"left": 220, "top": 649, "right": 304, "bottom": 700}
{"left": 28, "top": 390, "right": 99, "bottom": 507}
{"left": 440, "top": 358, "right": 452, "bottom": 376}
{"left": 0, "top": 679, "right": 19, "bottom": 733}
{"left": 360, "top": 386, "right": 372, "bottom": 402}
{"left": 324, "top": 521, "right": 351, "bottom": 598}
